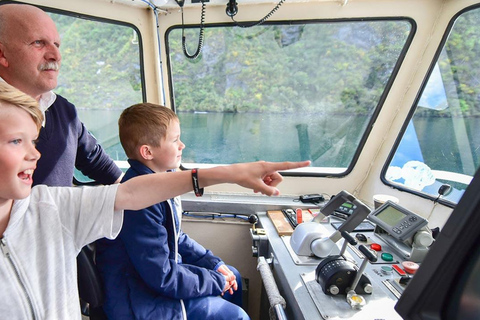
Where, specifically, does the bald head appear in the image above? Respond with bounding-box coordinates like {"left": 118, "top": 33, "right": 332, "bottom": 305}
{"left": 0, "top": 4, "right": 53, "bottom": 41}
{"left": 0, "top": 3, "right": 61, "bottom": 99}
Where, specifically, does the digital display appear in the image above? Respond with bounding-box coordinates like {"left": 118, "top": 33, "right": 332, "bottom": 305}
{"left": 375, "top": 206, "right": 406, "bottom": 226}
{"left": 342, "top": 202, "right": 353, "bottom": 208}
{"left": 367, "top": 201, "right": 428, "bottom": 242}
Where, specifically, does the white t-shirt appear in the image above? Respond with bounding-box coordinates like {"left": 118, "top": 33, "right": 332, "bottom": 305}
{"left": 0, "top": 184, "right": 123, "bottom": 319}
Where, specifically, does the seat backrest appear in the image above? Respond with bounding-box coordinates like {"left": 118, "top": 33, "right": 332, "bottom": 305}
{"left": 77, "top": 244, "right": 108, "bottom": 320}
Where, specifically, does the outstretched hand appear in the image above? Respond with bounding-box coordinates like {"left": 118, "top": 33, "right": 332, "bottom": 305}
{"left": 232, "top": 160, "right": 311, "bottom": 196}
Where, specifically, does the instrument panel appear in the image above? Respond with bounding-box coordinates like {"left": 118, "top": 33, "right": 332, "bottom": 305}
{"left": 255, "top": 197, "right": 428, "bottom": 320}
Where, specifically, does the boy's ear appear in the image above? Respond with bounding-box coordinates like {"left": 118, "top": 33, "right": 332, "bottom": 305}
{"left": 139, "top": 145, "right": 153, "bottom": 160}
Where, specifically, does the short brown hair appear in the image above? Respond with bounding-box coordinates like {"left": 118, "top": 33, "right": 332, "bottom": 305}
{"left": 119, "top": 103, "right": 178, "bottom": 159}
{"left": 0, "top": 81, "right": 43, "bottom": 130}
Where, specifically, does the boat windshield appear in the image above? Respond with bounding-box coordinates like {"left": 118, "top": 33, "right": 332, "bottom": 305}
{"left": 167, "top": 19, "right": 412, "bottom": 174}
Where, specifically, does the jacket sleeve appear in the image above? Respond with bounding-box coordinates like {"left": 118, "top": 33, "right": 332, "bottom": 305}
{"left": 177, "top": 231, "right": 223, "bottom": 270}
{"left": 120, "top": 204, "right": 225, "bottom": 299}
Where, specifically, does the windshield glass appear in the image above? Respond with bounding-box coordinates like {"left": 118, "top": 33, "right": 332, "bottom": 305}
{"left": 385, "top": 7, "right": 480, "bottom": 204}
{"left": 167, "top": 20, "right": 412, "bottom": 174}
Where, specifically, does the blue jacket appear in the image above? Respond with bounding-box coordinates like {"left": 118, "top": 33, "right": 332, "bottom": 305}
{"left": 33, "top": 94, "right": 122, "bottom": 186}
{"left": 96, "top": 160, "right": 226, "bottom": 320}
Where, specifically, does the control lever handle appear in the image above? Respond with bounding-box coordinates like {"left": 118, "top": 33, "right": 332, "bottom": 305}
{"left": 339, "top": 231, "right": 357, "bottom": 256}
{"left": 341, "top": 230, "right": 357, "bottom": 245}
{"left": 349, "top": 245, "right": 377, "bottom": 294}
{"left": 359, "top": 244, "right": 378, "bottom": 263}
{"left": 346, "top": 245, "right": 377, "bottom": 309}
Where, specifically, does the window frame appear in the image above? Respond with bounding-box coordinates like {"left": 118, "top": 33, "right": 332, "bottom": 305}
{"left": 42, "top": 5, "right": 147, "bottom": 181}
{"left": 381, "top": 3, "right": 480, "bottom": 208}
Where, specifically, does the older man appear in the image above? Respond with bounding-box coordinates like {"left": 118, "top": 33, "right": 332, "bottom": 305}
{"left": 0, "top": 3, "right": 122, "bottom": 186}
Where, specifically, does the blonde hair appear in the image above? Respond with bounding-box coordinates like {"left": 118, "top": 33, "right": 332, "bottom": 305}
{"left": 119, "top": 103, "right": 179, "bottom": 159}
{"left": 0, "top": 82, "right": 43, "bottom": 130}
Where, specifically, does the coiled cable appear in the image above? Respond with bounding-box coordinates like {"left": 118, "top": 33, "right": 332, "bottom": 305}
{"left": 230, "top": 0, "right": 285, "bottom": 28}
{"left": 181, "top": 1, "right": 206, "bottom": 59}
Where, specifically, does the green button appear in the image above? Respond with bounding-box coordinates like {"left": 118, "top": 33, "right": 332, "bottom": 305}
{"left": 381, "top": 266, "right": 393, "bottom": 275}
{"left": 381, "top": 253, "right": 394, "bottom": 261}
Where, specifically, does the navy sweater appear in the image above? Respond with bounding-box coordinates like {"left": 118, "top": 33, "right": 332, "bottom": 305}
{"left": 32, "top": 94, "right": 122, "bottom": 186}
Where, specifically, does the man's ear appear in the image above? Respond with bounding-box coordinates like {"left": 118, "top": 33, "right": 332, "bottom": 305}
{"left": 139, "top": 145, "right": 153, "bottom": 160}
{"left": 0, "top": 43, "right": 9, "bottom": 68}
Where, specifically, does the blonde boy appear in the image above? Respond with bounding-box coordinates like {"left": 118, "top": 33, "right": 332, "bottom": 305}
{"left": 0, "top": 82, "right": 310, "bottom": 319}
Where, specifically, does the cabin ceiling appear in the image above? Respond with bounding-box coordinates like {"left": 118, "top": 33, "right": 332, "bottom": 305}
{"left": 103, "top": 0, "right": 346, "bottom": 10}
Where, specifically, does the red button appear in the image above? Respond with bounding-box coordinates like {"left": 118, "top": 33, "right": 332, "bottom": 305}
{"left": 392, "top": 264, "right": 407, "bottom": 276}
{"left": 370, "top": 243, "right": 382, "bottom": 251}
{"left": 402, "top": 261, "right": 419, "bottom": 274}
{"left": 296, "top": 208, "right": 303, "bottom": 224}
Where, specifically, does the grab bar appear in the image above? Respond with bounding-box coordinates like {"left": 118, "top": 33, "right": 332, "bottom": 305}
{"left": 257, "top": 256, "right": 287, "bottom": 320}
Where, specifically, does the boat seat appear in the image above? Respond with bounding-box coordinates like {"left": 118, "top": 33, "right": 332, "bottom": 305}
{"left": 77, "top": 243, "right": 108, "bottom": 320}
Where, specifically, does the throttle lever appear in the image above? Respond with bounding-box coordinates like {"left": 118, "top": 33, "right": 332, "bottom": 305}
{"left": 346, "top": 245, "right": 377, "bottom": 309}
{"left": 339, "top": 230, "right": 357, "bottom": 256}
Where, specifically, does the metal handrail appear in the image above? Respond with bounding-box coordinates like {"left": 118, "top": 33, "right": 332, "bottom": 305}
{"left": 257, "top": 256, "right": 287, "bottom": 320}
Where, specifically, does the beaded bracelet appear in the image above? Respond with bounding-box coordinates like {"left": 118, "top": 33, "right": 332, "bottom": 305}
{"left": 191, "top": 168, "right": 204, "bottom": 197}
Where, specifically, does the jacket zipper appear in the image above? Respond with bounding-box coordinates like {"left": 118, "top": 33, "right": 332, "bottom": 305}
{"left": 169, "top": 199, "right": 187, "bottom": 320}
{"left": 1, "top": 237, "right": 37, "bottom": 320}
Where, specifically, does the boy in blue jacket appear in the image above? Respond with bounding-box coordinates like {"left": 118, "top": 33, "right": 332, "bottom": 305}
{"left": 96, "top": 103, "right": 249, "bottom": 319}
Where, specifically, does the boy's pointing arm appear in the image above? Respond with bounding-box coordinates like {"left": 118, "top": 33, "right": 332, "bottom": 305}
{"left": 114, "top": 161, "right": 311, "bottom": 211}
